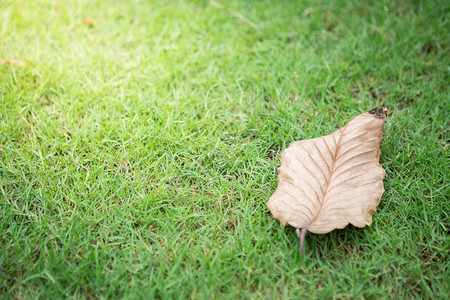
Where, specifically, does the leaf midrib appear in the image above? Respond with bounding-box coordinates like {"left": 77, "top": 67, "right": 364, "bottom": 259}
{"left": 306, "top": 121, "right": 353, "bottom": 228}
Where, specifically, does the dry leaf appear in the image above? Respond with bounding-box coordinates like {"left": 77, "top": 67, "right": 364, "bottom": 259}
{"left": 303, "top": 7, "right": 313, "bottom": 16}
{"left": 267, "top": 107, "right": 387, "bottom": 253}
{"left": 85, "top": 18, "right": 100, "bottom": 26}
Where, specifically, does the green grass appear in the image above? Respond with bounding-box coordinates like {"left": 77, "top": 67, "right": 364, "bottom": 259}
{"left": 1, "top": 0, "right": 449, "bottom": 298}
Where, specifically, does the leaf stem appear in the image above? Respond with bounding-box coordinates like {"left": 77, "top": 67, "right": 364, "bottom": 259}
{"left": 296, "top": 228, "right": 308, "bottom": 253}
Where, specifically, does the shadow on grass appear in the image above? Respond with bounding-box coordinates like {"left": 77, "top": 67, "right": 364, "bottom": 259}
{"left": 284, "top": 224, "right": 377, "bottom": 258}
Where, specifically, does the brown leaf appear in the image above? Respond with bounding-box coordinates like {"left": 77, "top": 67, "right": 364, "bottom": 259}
{"left": 84, "top": 18, "right": 100, "bottom": 26}
{"left": 267, "top": 107, "right": 387, "bottom": 253}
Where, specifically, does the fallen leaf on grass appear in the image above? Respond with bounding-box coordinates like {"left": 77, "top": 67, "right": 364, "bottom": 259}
{"left": 303, "top": 8, "right": 313, "bottom": 16}
{"left": 1, "top": 59, "right": 26, "bottom": 66}
{"left": 267, "top": 107, "right": 387, "bottom": 253}
{"left": 85, "top": 18, "right": 100, "bottom": 26}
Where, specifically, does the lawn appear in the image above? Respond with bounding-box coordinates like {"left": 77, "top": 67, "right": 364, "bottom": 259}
{"left": 1, "top": 0, "right": 448, "bottom": 298}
